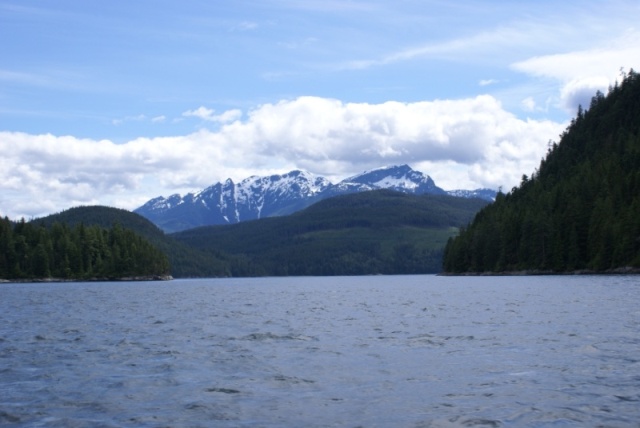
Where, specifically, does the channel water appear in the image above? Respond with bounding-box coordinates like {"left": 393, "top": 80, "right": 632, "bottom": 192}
{"left": 1, "top": 275, "right": 639, "bottom": 427}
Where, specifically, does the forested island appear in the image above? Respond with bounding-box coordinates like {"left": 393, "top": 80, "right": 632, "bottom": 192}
{"left": 0, "top": 216, "right": 170, "bottom": 281}
{"left": 443, "top": 70, "right": 640, "bottom": 274}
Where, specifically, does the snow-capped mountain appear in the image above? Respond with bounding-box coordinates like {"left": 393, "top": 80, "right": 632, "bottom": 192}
{"left": 446, "top": 188, "right": 497, "bottom": 201}
{"left": 338, "top": 164, "right": 445, "bottom": 194}
{"left": 135, "top": 165, "right": 495, "bottom": 232}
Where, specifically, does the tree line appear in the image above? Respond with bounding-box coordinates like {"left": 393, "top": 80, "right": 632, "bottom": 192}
{"left": 32, "top": 205, "right": 231, "bottom": 279}
{"left": 443, "top": 70, "right": 640, "bottom": 273}
{"left": 172, "top": 190, "right": 488, "bottom": 276}
{"left": 0, "top": 217, "right": 170, "bottom": 280}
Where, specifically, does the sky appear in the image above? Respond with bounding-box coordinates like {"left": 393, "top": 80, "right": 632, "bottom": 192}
{"left": 1, "top": 0, "right": 639, "bottom": 219}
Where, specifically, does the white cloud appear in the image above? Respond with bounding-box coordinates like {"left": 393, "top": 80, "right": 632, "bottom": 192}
{"left": 337, "top": 16, "right": 584, "bottom": 72}
{"left": 0, "top": 96, "right": 565, "bottom": 219}
{"left": 512, "top": 29, "right": 640, "bottom": 112}
{"left": 560, "top": 76, "right": 610, "bottom": 112}
{"left": 182, "top": 106, "right": 242, "bottom": 123}
{"left": 112, "top": 114, "right": 146, "bottom": 126}
{"left": 182, "top": 106, "right": 214, "bottom": 120}
{"left": 479, "top": 79, "right": 498, "bottom": 87}
{"left": 216, "top": 109, "right": 243, "bottom": 123}
{"left": 228, "top": 96, "right": 563, "bottom": 187}
{"left": 521, "top": 97, "right": 536, "bottom": 112}
{"left": 512, "top": 30, "right": 640, "bottom": 81}
{"left": 0, "top": 131, "right": 214, "bottom": 219}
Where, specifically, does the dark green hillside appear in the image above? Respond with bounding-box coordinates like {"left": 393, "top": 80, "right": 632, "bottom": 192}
{"left": 172, "top": 190, "right": 489, "bottom": 276}
{"left": 443, "top": 70, "right": 640, "bottom": 274}
{"left": 33, "top": 206, "right": 231, "bottom": 278}
{"left": 36, "top": 206, "right": 166, "bottom": 241}
{"left": 0, "top": 216, "right": 169, "bottom": 280}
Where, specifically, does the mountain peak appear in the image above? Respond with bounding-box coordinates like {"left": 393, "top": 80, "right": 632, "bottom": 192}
{"left": 341, "top": 164, "right": 443, "bottom": 194}
{"left": 135, "top": 164, "right": 495, "bottom": 232}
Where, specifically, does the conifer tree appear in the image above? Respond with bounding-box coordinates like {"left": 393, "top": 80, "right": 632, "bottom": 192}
{"left": 443, "top": 70, "right": 640, "bottom": 273}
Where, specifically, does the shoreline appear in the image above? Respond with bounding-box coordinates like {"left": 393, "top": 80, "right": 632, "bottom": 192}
{"left": 438, "top": 267, "right": 640, "bottom": 276}
{"left": 0, "top": 275, "right": 173, "bottom": 284}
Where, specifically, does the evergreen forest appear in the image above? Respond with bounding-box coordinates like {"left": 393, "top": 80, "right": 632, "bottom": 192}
{"left": 33, "top": 206, "right": 230, "bottom": 278}
{"left": 1, "top": 191, "right": 488, "bottom": 281}
{"left": 443, "top": 70, "right": 640, "bottom": 273}
{"left": 0, "top": 215, "right": 170, "bottom": 280}
{"left": 172, "top": 190, "right": 488, "bottom": 276}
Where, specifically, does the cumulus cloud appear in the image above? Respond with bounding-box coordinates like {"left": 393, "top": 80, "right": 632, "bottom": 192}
{"left": 222, "top": 96, "right": 562, "bottom": 188}
{"left": 182, "top": 106, "right": 214, "bottom": 120}
{"left": 0, "top": 96, "right": 565, "bottom": 219}
{"left": 0, "top": 131, "right": 216, "bottom": 219}
{"left": 182, "top": 106, "right": 242, "bottom": 123}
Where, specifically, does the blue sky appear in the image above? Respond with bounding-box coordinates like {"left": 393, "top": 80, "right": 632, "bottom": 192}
{"left": 1, "top": 0, "right": 639, "bottom": 219}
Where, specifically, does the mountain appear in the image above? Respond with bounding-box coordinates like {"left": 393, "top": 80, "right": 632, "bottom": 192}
{"left": 335, "top": 164, "right": 445, "bottom": 194}
{"left": 136, "top": 164, "right": 495, "bottom": 233}
{"left": 17, "top": 184, "right": 490, "bottom": 278}
{"left": 171, "top": 190, "right": 490, "bottom": 276}
{"left": 442, "top": 70, "right": 640, "bottom": 274}
{"left": 446, "top": 188, "right": 498, "bottom": 201}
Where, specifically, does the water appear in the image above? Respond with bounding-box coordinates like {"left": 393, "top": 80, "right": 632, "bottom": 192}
{"left": 1, "top": 275, "right": 639, "bottom": 427}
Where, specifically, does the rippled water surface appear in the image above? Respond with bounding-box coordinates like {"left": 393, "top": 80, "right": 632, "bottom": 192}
{"left": 1, "top": 275, "right": 639, "bottom": 427}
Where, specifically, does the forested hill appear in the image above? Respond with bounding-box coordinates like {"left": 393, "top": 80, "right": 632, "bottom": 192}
{"left": 172, "top": 190, "right": 489, "bottom": 276}
{"left": 443, "top": 70, "right": 640, "bottom": 274}
{"left": 30, "top": 206, "right": 231, "bottom": 279}
{"left": 2, "top": 190, "right": 490, "bottom": 280}
{"left": 36, "top": 206, "right": 166, "bottom": 241}
{"left": 0, "top": 215, "right": 170, "bottom": 281}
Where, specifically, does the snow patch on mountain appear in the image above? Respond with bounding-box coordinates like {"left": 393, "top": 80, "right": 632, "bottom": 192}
{"left": 447, "top": 188, "right": 497, "bottom": 201}
{"left": 373, "top": 176, "right": 418, "bottom": 190}
{"left": 134, "top": 165, "right": 496, "bottom": 232}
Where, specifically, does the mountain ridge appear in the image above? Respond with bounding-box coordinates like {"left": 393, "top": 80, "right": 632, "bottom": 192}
{"left": 136, "top": 164, "right": 495, "bottom": 232}
{"left": 171, "top": 189, "right": 490, "bottom": 276}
